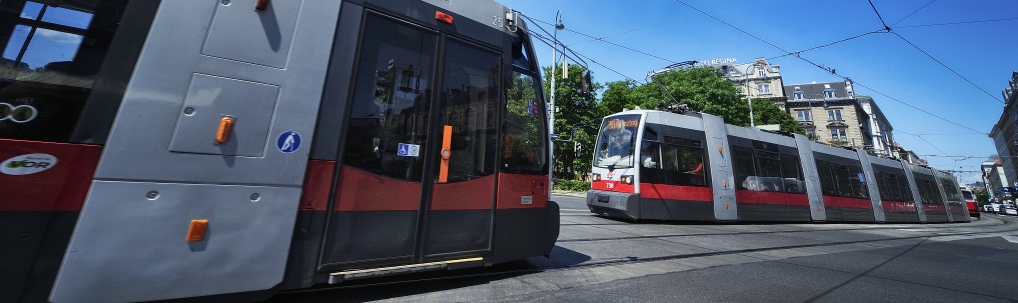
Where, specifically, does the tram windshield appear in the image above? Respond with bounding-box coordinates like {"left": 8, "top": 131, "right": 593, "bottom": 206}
{"left": 594, "top": 114, "right": 640, "bottom": 169}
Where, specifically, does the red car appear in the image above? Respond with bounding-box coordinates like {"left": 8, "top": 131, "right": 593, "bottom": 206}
{"left": 961, "top": 187, "right": 979, "bottom": 218}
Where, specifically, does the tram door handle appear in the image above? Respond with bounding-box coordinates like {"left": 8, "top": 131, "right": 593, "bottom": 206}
{"left": 438, "top": 125, "right": 452, "bottom": 183}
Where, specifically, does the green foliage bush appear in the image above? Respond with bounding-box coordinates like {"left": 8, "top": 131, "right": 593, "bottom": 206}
{"left": 554, "top": 179, "right": 591, "bottom": 192}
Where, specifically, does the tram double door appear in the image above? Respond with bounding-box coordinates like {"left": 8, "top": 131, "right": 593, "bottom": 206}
{"left": 319, "top": 12, "right": 502, "bottom": 270}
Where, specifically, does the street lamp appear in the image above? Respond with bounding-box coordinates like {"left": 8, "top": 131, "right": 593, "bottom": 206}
{"left": 743, "top": 62, "right": 762, "bottom": 128}
{"left": 548, "top": 11, "right": 563, "bottom": 189}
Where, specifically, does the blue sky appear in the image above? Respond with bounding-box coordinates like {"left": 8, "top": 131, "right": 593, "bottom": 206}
{"left": 507, "top": 0, "right": 1018, "bottom": 185}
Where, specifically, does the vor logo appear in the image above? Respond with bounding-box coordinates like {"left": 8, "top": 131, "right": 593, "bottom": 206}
{"left": 1, "top": 153, "right": 57, "bottom": 175}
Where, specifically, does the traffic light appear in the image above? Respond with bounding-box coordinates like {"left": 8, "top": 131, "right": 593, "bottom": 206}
{"left": 574, "top": 141, "right": 582, "bottom": 157}
{"left": 581, "top": 70, "right": 591, "bottom": 93}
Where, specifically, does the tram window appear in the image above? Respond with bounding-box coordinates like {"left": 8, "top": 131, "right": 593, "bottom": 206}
{"left": 648, "top": 142, "right": 707, "bottom": 187}
{"left": 643, "top": 127, "right": 658, "bottom": 141}
{"left": 503, "top": 71, "right": 546, "bottom": 174}
{"left": 593, "top": 114, "right": 639, "bottom": 169}
{"left": 848, "top": 166, "right": 868, "bottom": 199}
{"left": 929, "top": 179, "right": 944, "bottom": 203}
{"left": 941, "top": 178, "right": 960, "bottom": 200}
{"left": 733, "top": 146, "right": 755, "bottom": 190}
{"left": 781, "top": 154, "right": 804, "bottom": 193}
{"left": 875, "top": 171, "right": 888, "bottom": 200}
{"left": 343, "top": 14, "right": 438, "bottom": 181}
{"left": 753, "top": 151, "right": 784, "bottom": 192}
{"left": 883, "top": 173, "right": 900, "bottom": 201}
{"left": 815, "top": 160, "right": 837, "bottom": 196}
{"left": 437, "top": 39, "right": 499, "bottom": 182}
{"left": 676, "top": 144, "right": 706, "bottom": 186}
{"left": 0, "top": 0, "right": 137, "bottom": 143}
{"left": 832, "top": 164, "right": 853, "bottom": 198}
{"left": 897, "top": 174, "right": 913, "bottom": 202}
{"left": 641, "top": 141, "right": 661, "bottom": 169}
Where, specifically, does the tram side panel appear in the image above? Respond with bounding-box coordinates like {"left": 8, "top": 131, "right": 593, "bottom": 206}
{"left": 934, "top": 169, "right": 970, "bottom": 222}
{"left": 869, "top": 157, "right": 922, "bottom": 223}
{"left": 900, "top": 162, "right": 930, "bottom": 223}
{"left": 637, "top": 112, "right": 716, "bottom": 221}
{"left": 792, "top": 134, "right": 828, "bottom": 221}
{"left": 726, "top": 126, "right": 811, "bottom": 222}
{"left": 856, "top": 151, "right": 887, "bottom": 222}
{"left": 909, "top": 165, "right": 950, "bottom": 223}
{"left": 50, "top": 2, "right": 341, "bottom": 302}
{"left": 810, "top": 144, "right": 876, "bottom": 222}
{"left": 0, "top": 1, "right": 159, "bottom": 302}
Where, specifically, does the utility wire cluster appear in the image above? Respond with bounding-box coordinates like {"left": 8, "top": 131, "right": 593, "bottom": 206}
{"left": 518, "top": 1, "right": 1014, "bottom": 161}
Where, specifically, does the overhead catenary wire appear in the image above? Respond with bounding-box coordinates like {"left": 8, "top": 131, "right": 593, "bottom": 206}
{"left": 890, "top": 0, "right": 936, "bottom": 27}
{"left": 765, "top": 29, "right": 888, "bottom": 61}
{"left": 867, "top": 0, "right": 892, "bottom": 31}
{"left": 892, "top": 32, "right": 1005, "bottom": 105}
{"left": 565, "top": 0, "right": 765, "bottom": 47}
{"left": 897, "top": 130, "right": 948, "bottom": 156}
{"left": 672, "top": 0, "right": 987, "bottom": 136}
{"left": 895, "top": 16, "right": 1018, "bottom": 29}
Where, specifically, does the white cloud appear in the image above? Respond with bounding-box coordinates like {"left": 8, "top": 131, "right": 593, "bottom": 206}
{"left": 35, "top": 29, "right": 82, "bottom": 45}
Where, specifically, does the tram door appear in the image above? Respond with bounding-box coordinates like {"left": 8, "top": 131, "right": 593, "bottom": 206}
{"left": 320, "top": 12, "right": 499, "bottom": 269}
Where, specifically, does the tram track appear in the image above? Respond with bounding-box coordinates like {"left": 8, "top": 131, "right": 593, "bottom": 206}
{"left": 275, "top": 216, "right": 1013, "bottom": 298}
{"left": 558, "top": 220, "right": 1009, "bottom": 243}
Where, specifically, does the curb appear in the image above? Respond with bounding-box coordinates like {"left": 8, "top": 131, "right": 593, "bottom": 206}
{"left": 551, "top": 190, "right": 587, "bottom": 198}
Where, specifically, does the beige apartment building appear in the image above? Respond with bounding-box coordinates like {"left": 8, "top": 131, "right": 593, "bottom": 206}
{"left": 782, "top": 80, "right": 872, "bottom": 148}
{"left": 723, "top": 58, "right": 786, "bottom": 109}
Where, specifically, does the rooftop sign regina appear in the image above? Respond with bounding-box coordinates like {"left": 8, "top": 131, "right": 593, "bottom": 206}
{"left": 694, "top": 58, "right": 737, "bottom": 67}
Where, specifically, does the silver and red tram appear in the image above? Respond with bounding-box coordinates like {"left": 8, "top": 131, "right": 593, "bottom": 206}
{"left": 1, "top": 1, "right": 558, "bottom": 302}
{"left": 587, "top": 109, "right": 970, "bottom": 224}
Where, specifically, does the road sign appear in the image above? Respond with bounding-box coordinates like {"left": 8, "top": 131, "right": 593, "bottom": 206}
{"left": 397, "top": 143, "right": 420, "bottom": 157}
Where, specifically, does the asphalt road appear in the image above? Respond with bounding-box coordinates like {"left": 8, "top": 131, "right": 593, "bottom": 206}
{"left": 266, "top": 193, "right": 1018, "bottom": 303}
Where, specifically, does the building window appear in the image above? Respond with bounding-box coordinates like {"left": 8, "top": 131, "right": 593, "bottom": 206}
{"left": 824, "top": 89, "right": 835, "bottom": 98}
{"left": 757, "top": 66, "right": 765, "bottom": 77}
{"left": 797, "top": 110, "right": 811, "bottom": 121}
{"left": 757, "top": 84, "right": 770, "bottom": 94}
{"left": 828, "top": 109, "right": 842, "bottom": 121}
{"left": 831, "top": 129, "right": 838, "bottom": 141}
{"left": 794, "top": 91, "right": 803, "bottom": 100}
{"left": 806, "top": 128, "right": 814, "bottom": 136}
{"left": 838, "top": 129, "right": 847, "bottom": 141}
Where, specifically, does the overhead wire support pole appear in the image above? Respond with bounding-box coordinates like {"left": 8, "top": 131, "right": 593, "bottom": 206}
{"left": 548, "top": 11, "right": 563, "bottom": 189}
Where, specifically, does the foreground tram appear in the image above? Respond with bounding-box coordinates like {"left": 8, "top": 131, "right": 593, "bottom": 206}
{"left": 587, "top": 108, "right": 970, "bottom": 224}
{"left": 1, "top": 1, "right": 558, "bottom": 302}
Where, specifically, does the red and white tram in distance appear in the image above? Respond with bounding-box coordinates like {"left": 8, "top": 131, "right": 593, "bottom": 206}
{"left": 0, "top": 0, "right": 558, "bottom": 302}
{"left": 588, "top": 108, "right": 970, "bottom": 224}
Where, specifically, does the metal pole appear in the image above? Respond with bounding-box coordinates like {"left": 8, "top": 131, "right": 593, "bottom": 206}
{"left": 549, "top": 11, "right": 562, "bottom": 190}
{"left": 744, "top": 63, "right": 755, "bottom": 127}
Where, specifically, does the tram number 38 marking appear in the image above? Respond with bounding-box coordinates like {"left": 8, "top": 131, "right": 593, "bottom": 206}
{"left": 492, "top": 15, "right": 504, "bottom": 28}
{"left": 606, "top": 183, "right": 615, "bottom": 189}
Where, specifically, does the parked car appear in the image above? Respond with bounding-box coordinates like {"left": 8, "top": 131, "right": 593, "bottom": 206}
{"left": 1004, "top": 206, "right": 1018, "bottom": 216}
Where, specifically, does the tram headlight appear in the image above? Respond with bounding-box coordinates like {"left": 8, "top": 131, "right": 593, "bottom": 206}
{"left": 621, "top": 175, "right": 634, "bottom": 185}
{"left": 591, "top": 173, "right": 601, "bottom": 182}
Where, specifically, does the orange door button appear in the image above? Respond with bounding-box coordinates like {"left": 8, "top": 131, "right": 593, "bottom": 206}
{"left": 187, "top": 219, "right": 209, "bottom": 242}
{"left": 216, "top": 116, "right": 234, "bottom": 144}
{"left": 438, "top": 125, "right": 452, "bottom": 183}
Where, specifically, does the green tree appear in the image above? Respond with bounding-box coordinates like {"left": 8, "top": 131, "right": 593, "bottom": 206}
{"left": 543, "top": 65, "right": 602, "bottom": 180}
{"left": 600, "top": 66, "right": 804, "bottom": 135}
{"left": 976, "top": 189, "right": 990, "bottom": 205}
{"left": 751, "top": 101, "right": 806, "bottom": 134}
